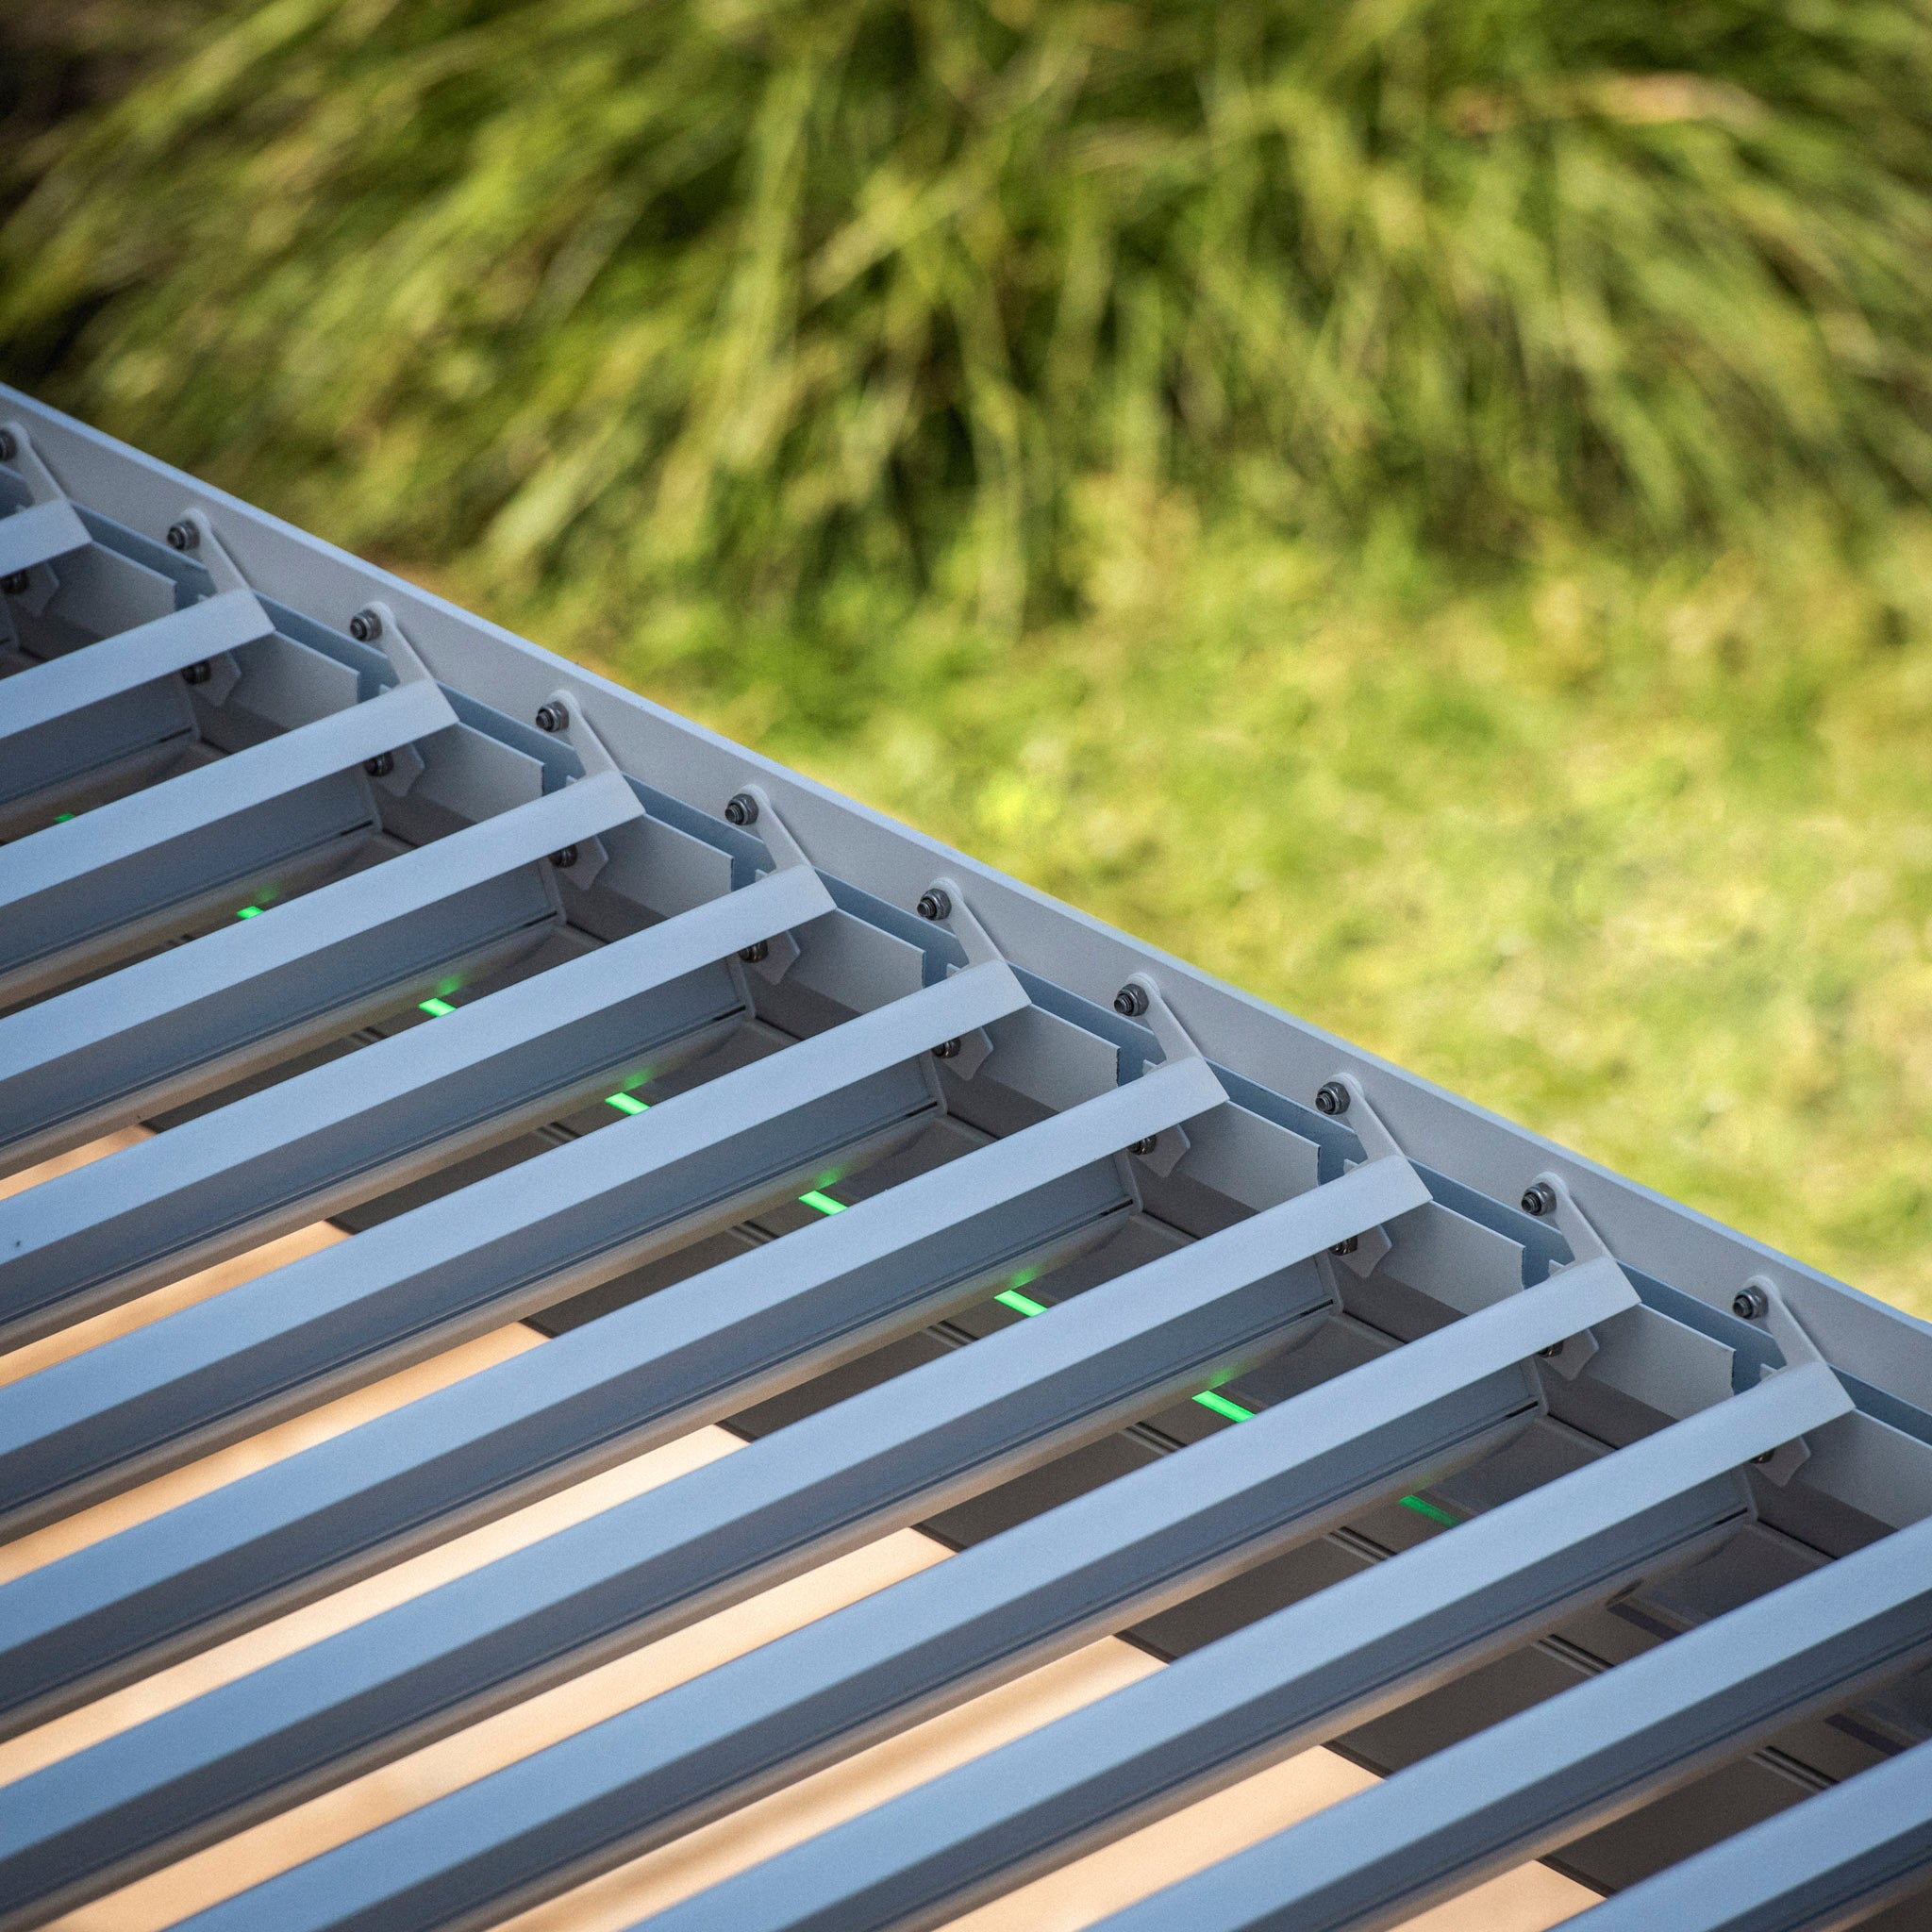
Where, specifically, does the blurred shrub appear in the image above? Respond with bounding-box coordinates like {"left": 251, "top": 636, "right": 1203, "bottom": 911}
{"left": 7, "top": 0, "right": 1932, "bottom": 634}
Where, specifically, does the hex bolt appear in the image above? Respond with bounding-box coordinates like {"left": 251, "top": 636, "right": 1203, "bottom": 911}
{"left": 1314, "top": 1080, "right": 1350, "bottom": 1117}
{"left": 166, "top": 521, "right": 199, "bottom": 552}
{"left": 348, "top": 608, "right": 383, "bottom": 642}
{"left": 181, "top": 660, "right": 213, "bottom": 686}
{"left": 933, "top": 1038, "right": 962, "bottom": 1060}
{"left": 1540, "top": 1343, "right": 1564, "bottom": 1359}
{"left": 1733, "top": 1286, "right": 1770, "bottom": 1322}
{"left": 551, "top": 845, "right": 579, "bottom": 870}
{"left": 1753, "top": 1450, "right": 1776, "bottom": 1465}
{"left": 1522, "top": 1181, "right": 1557, "bottom": 1217}
{"left": 1113, "top": 983, "right": 1149, "bottom": 1019}
{"left": 739, "top": 940, "right": 770, "bottom": 964}
{"left": 1, "top": 571, "right": 27, "bottom": 596}
{"left": 917, "top": 888, "right": 952, "bottom": 923}
{"left": 0, "top": 429, "right": 16, "bottom": 461}
{"left": 534, "top": 700, "right": 570, "bottom": 733}
{"left": 363, "top": 752, "right": 394, "bottom": 778}
{"left": 1330, "top": 1237, "right": 1359, "bottom": 1256}
{"left": 724, "top": 791, "right": 759, "bottom": 826}
{"left": 1129, "top": 1136, "right": 1158, "bottom": 1157}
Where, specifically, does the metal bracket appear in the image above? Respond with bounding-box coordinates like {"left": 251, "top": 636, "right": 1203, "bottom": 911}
{"left": 1733, "top": 1274, "right": 1829, "bottom": 1487}
{"left": 725, "top": 787, "right": 821, "bottom": 983}
{"left": 1522, "top": 1171, "right": 1613, "bottom": 1379}
{"left": 1320, "top": 1074, "right": 1401, "bottom": 1279}
{"left": 1, "top": 422, "right": 74, "bottom": 621}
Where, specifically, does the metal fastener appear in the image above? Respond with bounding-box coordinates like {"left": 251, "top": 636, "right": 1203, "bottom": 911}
{"left": 739, "top": 940, "right": 769, "bottom": 964}
{"left": 917, "top": 889, "right": 951, "bottom": 922}
{"left": 1539, "top": 1344, "right": 1564, "bottom": 1359}
{"left": 1129, "top": 1136, "right": 1158, "bottom": 1157}
{"left": 348, "top": 608, "right": 383, "bottom": 642}
{"left": 1, "top": 571, "right": 27, "bottom": 596}
{"left": 1733, "top": 1286, "right": 1769, "bottom": 1321}
{"left": 1113, "top": 983, "right": 1149, "bottom": 1019}
{"left": 933, "top": 1038, "right": 962, "bottom": 1060}
{"left": 1522, "top": 1181, "right": 1557, "bottom": 1217}
{"left": 166, "top": 521, "right": 199, "bottom": 551}
{"left": 1314, "top": 1080, "right": 1349, "bottom": 1117}
{"left": 363, "top": 752, "right": 394, "bottom": 778}
{"left": 1330, "top": 1237, "right": 1359, "bottom": 1256}
{"left": 182, "top": 660, "right": 212, "bottom": 686}
{"left": 551, "top": 845, "right": 579, "bottom": 870}
{"left": 534, "top": 701, "right": 570, "bottom": 733}
{"left": 724, "top": 791, "right": 758, "bottom": 826}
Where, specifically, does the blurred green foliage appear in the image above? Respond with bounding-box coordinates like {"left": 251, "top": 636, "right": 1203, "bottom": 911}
{"left": 4, "top": 0, "right": 1931, "bottom": 1309}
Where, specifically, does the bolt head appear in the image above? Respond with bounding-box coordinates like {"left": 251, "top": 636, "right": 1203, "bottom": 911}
{"left": 551, "top": 845, "right": 579, "bottom": 870}
{"left": 1330, "top": 1236, "right": 1359, "bottom": 1256}
{"left": 1733, "top": 1287, "right": 1769, "bottom": 1321}
{"left": 1314, "top": 1080, "right": 1349, "bottom": 1117}
{"left": 1522, "top": 1181, "right": 1557, "bottom": 1217}
{"left": 916, "top": 888, "right": 951, "bottom": 923}
{"left": 1539, "top": 1343, "right": 1564, "bottom": 1359}
{"left": 166, "top": 521, "right": 199, "bottom": 551}
{"left": 739, "top": 940, "right": 770, "bottom": 964}
{"left": 724, "top": 791, "right": 758, "bottom": 826}
{"left": 1128, "top": 1136, "right": 1158, "bottom": 1157}
{"left": 181, "top": 660, "right": 212, "bottom": 686}
{"left": 348, "top": 608, "right": 382, "bottom": 642}
{"left": 534, "top": 701, "right": 570, "bottom": 733}
{"left": 1113, "top": 983, "right": 1149, "bottom": 1019}
{"left": 363, "top": 751, "right": 394, "bottom": 778}
{"left": 933, "top": 1038, "right": 962, "bottom": 1060}
{"left": 0, "top": 428, "right": 16, "bottom": 461}
{"left": 1, "top": 570, "right": 27, "bottom": 596}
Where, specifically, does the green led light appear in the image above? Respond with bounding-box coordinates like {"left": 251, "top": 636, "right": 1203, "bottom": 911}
{"left": 799, "top": 1189, "right": 846, "bottom": 1216}
{"left": 1399, "top": 1494, "right": 1460, "bottom": 1528}
{"left": 605, "top": 1092, "right": 650, "bottom": 1116}
{"left": 993, "top": 1288, "right": 1049, "bottom": 1318}
{"left": 54, "top": 812, "right": 75, "bottom": 824}
{"left": 1192, "top": 1390, "right": 1256, "bottom": 1423}
{"left": 235, "top": 905, "right": 264, "bottom": 920}
{"left": 418, "top": 996, "right": 457, "bottom": 1017}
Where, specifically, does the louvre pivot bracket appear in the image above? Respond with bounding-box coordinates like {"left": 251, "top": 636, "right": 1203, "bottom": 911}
{"left": 1522, "top": 1171, "right": 1621, "bottom": 1378}
{"left": 1320, "top": 1073, "right": 1406, "bottom": 1278}
{"left": 1, "top": 420, "right": 79, "bottom": 621}
{"left": 739, "top": 786, "right": 816, "bottom": 874}
{"left": 1734, "top": 1274, "right": 1832, "bottom": 1486}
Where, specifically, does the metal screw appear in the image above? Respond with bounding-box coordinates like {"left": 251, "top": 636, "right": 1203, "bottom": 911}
{"left": 1753, "top": 1450, "right": 1775, "bottom": 1465}
{"left": 1314, "top": 1080, "right": 1349, "bottom": 1116}
{"left": 363, "top": 752, "right": 394, "bottom": 778}
{"left": 1522, "top": 1181, "right": 1557, "bottom": 1217}
{"left": 933, "top": 1038, "right": 962, "bottom": 1060}
{"left": 917, "top": 888, "right": 951, "bottom": 922}
{"left": 1, "top": 571, "right": 27, "bottom": 596}
{"left": 166, "top": 521, "right": 199, "bottom": 551}
{"left": 724, "top": 791, "right": 758, "bottom": 826}
{"left": 182, "top": 660, "right": 212, "bottom": 686}
{"left": 739, "top": 940, "right": 769, "bottom": 964}
{"left": 1540, "top": 1343, "right": 1564, "bottom": 1358}
{"left": 0, "top": 429, "right": 16, "bottom": 461}
{"left": 534, "top": 700, "right": 570, "bottom": 733}
{"left": 1129, "top": 1136, "right": 1158, "bottom": 1157}
{"left": 348, "top": 608, "right": 383, "bottom": 642}
{"left": 1113, "top": 983, "right": 1149, "bottom": 1019}
{"left": 1330, "top": 1237, "right": 1359, "bottom": 1256}
{"left": 551, "top": 845, "right": 579, "bottom": 870}
{"left": 1733, "top": 1286, "right": 1769, "bottom": 1321}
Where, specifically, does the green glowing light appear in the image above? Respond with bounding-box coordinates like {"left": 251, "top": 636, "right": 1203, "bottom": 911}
{"left": 1399, "top": 1494, "right": 1460, "bottom": 1528}
{"left": 235, "top": 905, "right": 264, "bottom": 920}
{"left": 799, "top": 1189, "right": 846, "bottom": 1216}
{"left": 606, "top": 1092, "right": 650, "bottom": 1116}
{"left": 418, "top": 996, "right": 457, "bottom": 1017}
{"left": 55, "top": 812, "right": 75, "bottom": 824}
{"left": 1192, "top": 1390, "right": 1256, "bottom": 1423}
{"left": 994, "top": 1288, "right": 1049, "bottom": 1318}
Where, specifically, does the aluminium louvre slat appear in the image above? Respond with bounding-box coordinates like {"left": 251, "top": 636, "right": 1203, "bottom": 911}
{"left": 0, "top": 1155, "right": 1408, "bottom": 1930}
{"left": 0, "top": 496, "right": 91, "bottom": 578}
{"left": 0, "top": 673, "right": 457, "bottom": 1005}
{"left": 1084, "top": 1500, "right": 1932, "bottom": 1932}
{"left": 0, "top": 858, "right": 832, "bottom": 1350}
{"left": 0, "top": 766, "right": 643, "bottom": 1174}
{"left": 0, "top": 1054, "right": 1217, "bottom": 1735}
{"left": 177, "top": 1262, "right": 1635, "bottom": 1932}
{"left": 0, "top": 958, "right": 1029, "bottom": 1541}
{"left": 1559, "top": 1733, "right": 1932, "bottom": 1932}
{"left": 0, "top": 590, "right": 274, "bottom": 809}
{"left": 637, "top": 1358, "right": 1855, "bottom": 1932}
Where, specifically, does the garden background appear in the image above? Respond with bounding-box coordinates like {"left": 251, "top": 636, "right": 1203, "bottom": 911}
{"left": 6, "top": 0, "right": 1931, "bottom": 1311}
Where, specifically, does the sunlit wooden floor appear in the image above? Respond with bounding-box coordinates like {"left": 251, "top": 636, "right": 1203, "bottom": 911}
{"left": 0, "top": 1136, "right": 1595, "bottom": 1932}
